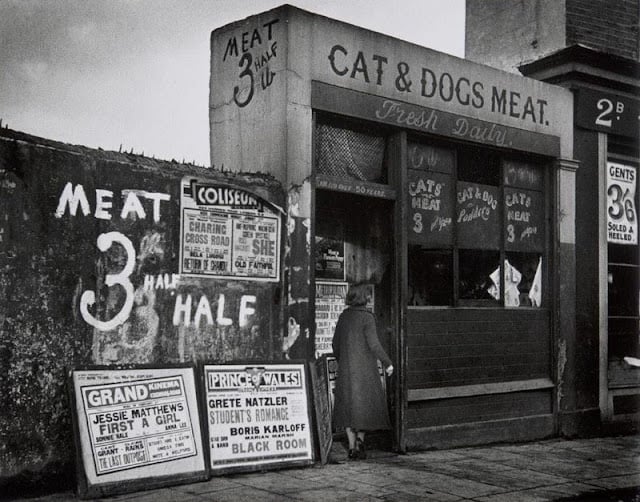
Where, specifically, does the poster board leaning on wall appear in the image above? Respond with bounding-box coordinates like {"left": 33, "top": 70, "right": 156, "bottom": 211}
{"left": 200, "top": 361, "right": 315, "bottom": 475}
{"left": 68, "top": 364, "right": 207, "bottom": 499}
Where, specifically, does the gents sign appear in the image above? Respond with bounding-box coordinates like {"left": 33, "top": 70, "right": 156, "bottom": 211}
{"left": 204, "top": 363, "right": 313, "bottom": 474}
{"left": 180, "top": 178, "right": 281, "bottom": 281}
{"left": 70, "top": 367, "right": 205, "bottom": 498}
{"left": 607, "top": 162, "right": 637, "bottom": 245}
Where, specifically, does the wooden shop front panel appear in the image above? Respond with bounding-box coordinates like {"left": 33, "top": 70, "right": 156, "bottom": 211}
{"left": 312, "top": 77, "right": 559, "bottom": 449}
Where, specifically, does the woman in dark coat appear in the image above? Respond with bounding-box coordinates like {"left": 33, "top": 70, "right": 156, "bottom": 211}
{"left": 332, "top": 285, "right": 393, "bottom": 459}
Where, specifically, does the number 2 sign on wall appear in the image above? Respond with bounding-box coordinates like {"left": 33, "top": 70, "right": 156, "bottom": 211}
{"left": 576, "top": 89, "right": 640, "bottom": 139}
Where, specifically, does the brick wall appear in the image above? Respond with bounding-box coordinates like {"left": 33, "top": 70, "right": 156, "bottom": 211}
{"left": 0, "top": 128, "right": 287, "bottom": 491}
{"left": 465, "top": 0, "right": 567, "bottom": 72}
{"left": 466, "top": 0, "right": 639, "bottom": 71}
{"left": 566, "top": 0, "right": 639, "bottom": 60}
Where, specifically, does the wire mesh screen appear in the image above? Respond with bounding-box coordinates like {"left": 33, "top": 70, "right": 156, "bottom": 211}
{"left": 316, "top": 124, "right": 386, "bottom": 182}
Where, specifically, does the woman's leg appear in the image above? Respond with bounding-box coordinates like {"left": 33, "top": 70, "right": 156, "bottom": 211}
{"left": 356, "top": 431, "right": 366, "bottom": 459}
{"left": 345, "top": 427, "right": 356, "bottom": 451}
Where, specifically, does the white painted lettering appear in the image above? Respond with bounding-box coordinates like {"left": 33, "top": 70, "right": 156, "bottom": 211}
{"left": 239, "top": 295, "right": 256, "bottom": 327}
{"left": 216, "top": 294, "right": 232, "bottom": 326}
{"left": 120, "top": 191, "right": 146, "bottom": 220}
{"left": 173, "top": 294, "right": 192, "bottom": 326}
{"left": 94, "top": 190, "right": 114, "bottom": 220}
{"left": 54, "top": 182, "right": 90, "bottom": 218}
{"left": 144, "top": 274, "right": 155, "bottom": 291}
{"left": 195, "top": 295, "right": 214, "bottom": 326}
{"left": 144, "top": 192, "right": 170, "bottom": 223}
{"left": 80, "top": 232, "right": 135, "bottom": 330}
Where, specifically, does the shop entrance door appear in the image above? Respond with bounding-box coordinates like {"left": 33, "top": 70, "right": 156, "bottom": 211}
{"left": 313, "top": 189, "right": 397, "bottom": 450}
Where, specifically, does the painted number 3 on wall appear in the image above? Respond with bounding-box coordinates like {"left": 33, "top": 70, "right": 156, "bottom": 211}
{"left": 80, "top": 232, "right": 135, "bottom": 331}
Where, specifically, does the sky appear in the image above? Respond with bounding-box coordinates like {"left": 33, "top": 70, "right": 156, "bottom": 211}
{"left": 0, "top": 1, "right": 465, "bottom": 166}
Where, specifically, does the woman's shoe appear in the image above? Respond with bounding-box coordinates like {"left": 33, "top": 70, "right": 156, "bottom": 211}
{"left": 356, "top": 438, "right": 367, "bottom": 459}
{"left": 348, "top": 449, "right": 357, "bottom": 460}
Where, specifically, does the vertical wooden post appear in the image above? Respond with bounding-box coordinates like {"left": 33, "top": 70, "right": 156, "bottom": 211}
{"left": 597, "top": 132, "right": 610, "bottom": 420}
{"left": 390, "top": 131, "right": 408, "bottom": 452}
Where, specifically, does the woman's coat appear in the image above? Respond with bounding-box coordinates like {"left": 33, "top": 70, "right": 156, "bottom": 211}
{"left": 332, "top": 306, "right": 392, "bottom": 431}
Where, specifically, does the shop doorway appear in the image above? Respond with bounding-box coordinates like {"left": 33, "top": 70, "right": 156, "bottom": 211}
{"left": 313, "top": 189, "right": 397, "bottom": 450}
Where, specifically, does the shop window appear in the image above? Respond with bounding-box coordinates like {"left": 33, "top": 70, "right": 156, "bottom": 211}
{"left": 408, "top": 248, "right": 452, "bottom": 306}
{"left": 457, "top": 148, "right": 500, "bottom": 185}
{"left": 456, "top": 181, "right": 500, "bottom": 249}
{"left": 459, "top": 249, "right": 500, "bottom": 303}
{"left": 316, "top": 123, "right": 387, "bottom": 183}
{"left": 407, "top": 140, "right": 547, "bottom": 308}
{"left": 608, "top": 264, "right": 639, "bottom": 317}
{"left": 606, "top": 156, "right": 639, "bottom": 361}
{"left": 315, "top": 210, "right": 345, "bottom": 281}
{"left": 506, "top": 252, "right": 543, "bottom": 307}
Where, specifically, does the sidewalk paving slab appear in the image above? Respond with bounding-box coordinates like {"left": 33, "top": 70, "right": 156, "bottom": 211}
{"left": 424, "top": 462, "right": 572, "bottom": 491}
{"left": 472, "top": 482, "right": 609, "bottom": 502}
{"left": 4, "top": 435, "right": 640, "bottom": 502}
{"left": 586, "top": 473, "right": 640, "bottom": 490}
{"left": 226, "top": 471, "right": 333, "bottom": 494}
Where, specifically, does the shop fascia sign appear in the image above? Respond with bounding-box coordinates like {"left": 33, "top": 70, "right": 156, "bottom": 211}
{"left": 312, "top": 20, "right": 563, "bottom": 134}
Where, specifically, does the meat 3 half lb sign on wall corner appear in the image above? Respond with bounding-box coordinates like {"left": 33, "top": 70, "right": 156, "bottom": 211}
{"left": 180, "top": 178, "right": 281, "bottom": 281}
{"left": 203, "top": 363, "right": 314, "bottom": 474}
{"left": 69, "top": 366, "right": 206, "bottom": 498}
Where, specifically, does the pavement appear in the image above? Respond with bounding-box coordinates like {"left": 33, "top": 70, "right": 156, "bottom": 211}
{"left": 9, "top": 434, "right": 640, "bottom": 502}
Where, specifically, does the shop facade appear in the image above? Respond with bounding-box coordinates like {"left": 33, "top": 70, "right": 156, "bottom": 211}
{"left": 521, "top": 48, "right": 640, "bottom": 432}
{"left": 210, "top": 5, "right": 576, "bottom": 450}
{"left": 465, "top": 0, "right": 640, "bottom": 435}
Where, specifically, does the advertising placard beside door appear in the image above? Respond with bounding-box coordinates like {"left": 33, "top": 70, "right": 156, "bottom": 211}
{"left": 314, "top": 281, "right": 348, "bottom": 358}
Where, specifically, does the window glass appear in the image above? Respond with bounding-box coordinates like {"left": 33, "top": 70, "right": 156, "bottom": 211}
{"left": 505, "top": 252, "right": 543, "bottom": 307}
{"left": 404, "top": 140, "right": 547, "bottom": 308}
{"left": 605, "top": 157, "right": 638, "bottom": 361}
{"left": 609, "top": 243, "right": 638, "bottom": 264}
{"left": 608, "top": 264, "right": 639, "bottom": 317}
{"left": 407, "top": 171, "right": 454, "bottom": 247}
{"left": 408, "top": 143, "right": 454, "bottom": 174}
{"left": 458, "top": 249, "right": 500, "bottom": 303}
{"left": 503, "top": 159, "right": 544, "bottom": 190}
{"left": 316, "top": 123, "right": 387, "bottom": 183}
{"left": 456, "top": 182, "right": 500, "bottom": 249}
{"left": 408, "top": 247, "right": 452, "bottom": 306}
{"left": 505, "top": 188, "right": 544, "bottom": 252}
{"left": 457, "top": 147, "right": 500, "bottom": 185}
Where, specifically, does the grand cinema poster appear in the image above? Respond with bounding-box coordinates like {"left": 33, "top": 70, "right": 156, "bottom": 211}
{"left": 203, "top": 363, "right": 314, "bottom": 474}
{"left": 69, "top": 366, "right": 206, "bottom": 497}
